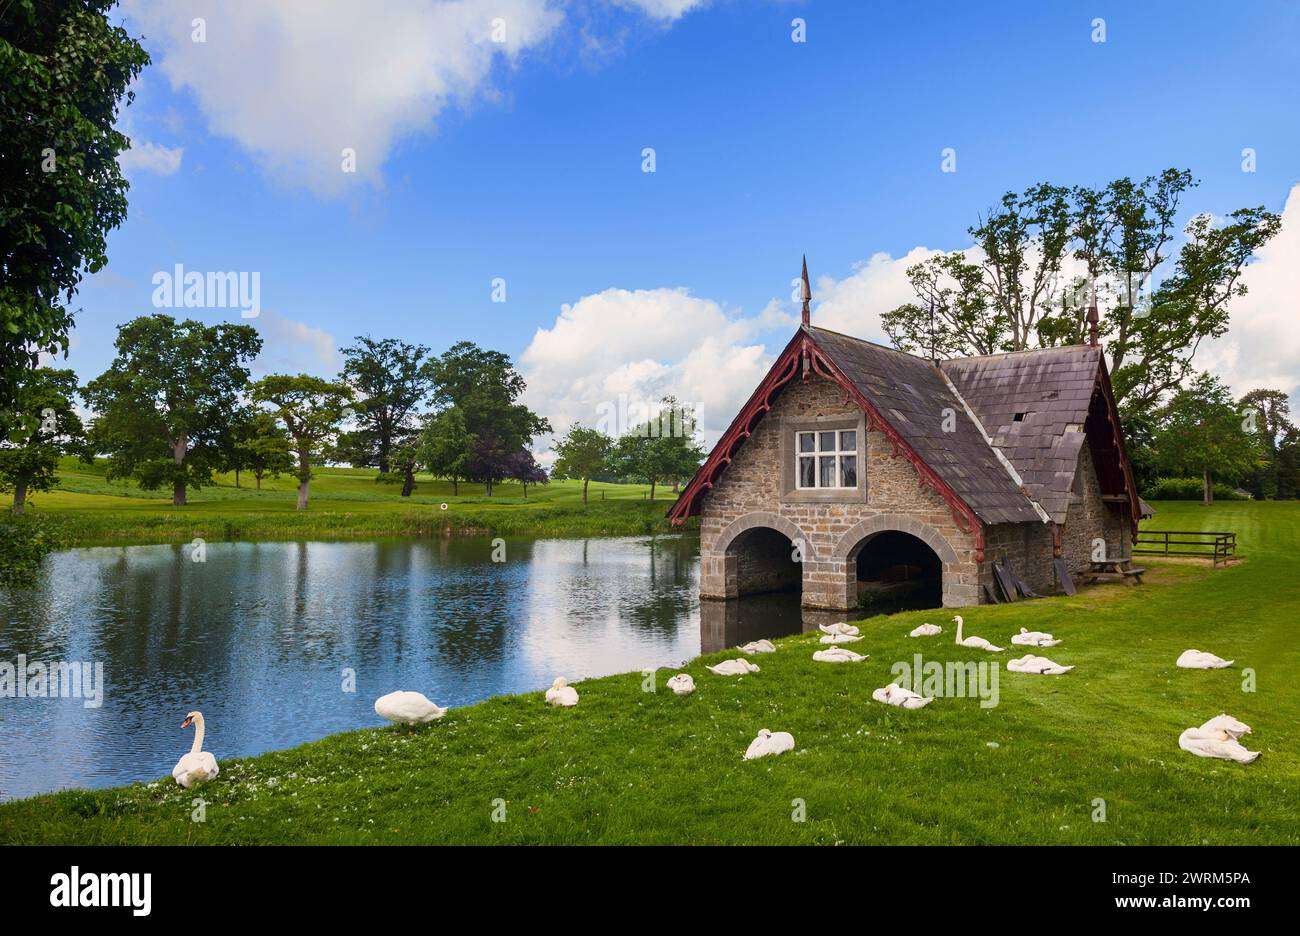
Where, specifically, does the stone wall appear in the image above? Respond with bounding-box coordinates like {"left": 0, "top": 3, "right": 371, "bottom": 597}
{"left": 698, "top": 375, "right": 984, "bottom": 609}
{"left": 1059, "top": 438, "right": 1133, "bottom": 573}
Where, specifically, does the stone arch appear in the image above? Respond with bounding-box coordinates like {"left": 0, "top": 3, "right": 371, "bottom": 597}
{"left": 714, "top": 510, "right": 817, "bottom": 561}
{"left": 831, "top": 512, "right": 958, "bottom": 565}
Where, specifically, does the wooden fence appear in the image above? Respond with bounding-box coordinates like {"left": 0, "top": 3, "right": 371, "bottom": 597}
{"left": 1133, "top": 530, "right": 1237, "bottom": 566}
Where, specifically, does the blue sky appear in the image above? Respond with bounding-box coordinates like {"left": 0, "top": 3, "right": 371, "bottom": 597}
{"left": 75, "top": 0, "right": 1300, "bottom": 443}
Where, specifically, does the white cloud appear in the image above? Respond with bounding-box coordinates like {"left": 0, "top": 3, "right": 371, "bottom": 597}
{"left": 612, "top": 0, "right": 710, "bottom": 20}
{"left": 252, "top": 312, "right": 340, "bottom": 376}
{"left": 809, "top": 247, "right": 943, "bottom": 342}
{"left": 117, "top": 139, "right": 184, "bottom": 175}
{"left": 520, "top": 287, "right": 778, "bottom": 450}
{"left": 122, "top": 0, "right": 565, "bottom": 194}
{"left": 1198, "top": 183, "right": 1300, "bottom": 403}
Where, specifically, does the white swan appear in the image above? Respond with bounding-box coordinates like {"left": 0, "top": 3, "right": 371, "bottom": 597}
{"left": 707, "top": 659, "right": 760, "bottom": 676}
{"left": 871, "top": 682, "right": 934, "bottom": 709}
{"left": 812, "top": 647, "right": 867, "bottom": 663}
{"left": 739, "top": 639, "right": 776, "bottom": 654}
{"left": 819, "top": 622, "right": 860, "bottom": 637}
{"left": 1177, "top": 649, "right": 1235, "bottom": 669}
{"left": 953, "top": 615, "right": 1003, "bottom": 652}
{"left": 1199, "top": 713, "right": 1251, "bottom": 739}
{"left": 374, "top": 690, "right": 447, "bottom": 726}
{"left": 172, "top": 711, "right": 219, "bottom": 789}
{"left": 665, "top": 673, "right": 696, "bottom": 696}
{"left": 819, "top": 632, "right": 863, "bottom": 645}
{"left": 909, "top": 622, "right": 942, "bottom": 637}
{"left": 1007, "top": 654, "right": 1073, "bottom": 675}
{"left": 545, "top": 676, "right": 579, "bottom": 707}
{"left": 1010, "top": 627, "right": 1061, "bottom": 647}
{"left": 1178, "top": 726, "right": 1260, "bottom": 763}
{"left": 743, "top": 728, "right": 795, "bottom": 760}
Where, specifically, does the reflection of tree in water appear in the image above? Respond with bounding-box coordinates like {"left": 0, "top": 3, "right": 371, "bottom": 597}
{"left": 614, "top": 536, "right": 698, "bottom": 637}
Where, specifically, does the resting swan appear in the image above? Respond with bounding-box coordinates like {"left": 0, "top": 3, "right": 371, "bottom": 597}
{"left": 1200, "top": 713, "right": 1251, "bottom": 739}
{"left": 909, "top": 623, "right": 942, "bottom": 637}
{"left": 666, "top": 673, "right": 696, "bottom": 696}
{"left": 812, "top": 647, "right": 867, "bottom": 663}
{"left": 1178, "top": 726, "right": 1260, "bottom": 763}
{"left": 738, "top": 639, "right": 776, "bottom": 654}
{"left": 743, "top": 728, "right": 795, "bottom": 760}
{"left": 545, "top": 677, "right": 579, "bottom": 707}
{"left": 707, "top": 659, "right": 760, "bottom": 676}
{"left": 1007, "top": 654, "right": 1073, "bottom": 675}
{"left": 819, "top": 632, "right": 863, "bottom": 645}
{"left": 953, "top": 615, "right": 1003, "bottom": 652}
{"left": 819, "top": 622, "right": 860, "bottom": 637}
{"left": 374, "top": 690, "right": 447, "bottom": 726}
{"left": 871, "top": 682, "right": 933, "bottom": 709}
{"left": 1176, "top": 649, "right": 1235, "bottom": 669}
{"left": 172, "top": 711, "right": 219, "bottom": 788}
{"left": 1011, "top": 627, "right": 1061, "bottom": 647}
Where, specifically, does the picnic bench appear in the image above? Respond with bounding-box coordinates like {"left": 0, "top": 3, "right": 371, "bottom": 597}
{"left": 1086, "top": 556, "right": 1145, "bottom": 585}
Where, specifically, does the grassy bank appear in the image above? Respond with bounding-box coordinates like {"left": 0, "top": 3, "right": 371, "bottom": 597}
{"left": 22, "top": 460, "right": 689, "bottom": 544}
{"left": 1, "top": 500, "right": 1294, "bottom": 844}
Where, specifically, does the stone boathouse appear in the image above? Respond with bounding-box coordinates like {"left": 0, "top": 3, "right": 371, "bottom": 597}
{"left": 667, "top": 263, "right": 1140, "bottom": 611}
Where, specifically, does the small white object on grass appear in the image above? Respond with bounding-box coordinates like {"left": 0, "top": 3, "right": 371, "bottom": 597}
{"left": 1011, "top": 627, "right": 1061, "bottom": 647}
{"left": 173, "top": 711, "right": 220, "bottom": 788}
{"left": 707, "top": 659, "right": 760, "bottom": 676}
{"left": 544, "top": 677, "right": 579, "bottom": 707}
{"left": 812, "top": 647, "right": 867, "bottom": 663}
{"left": 743, "top": 729, "right": 795, "bottom": 760}
{"left": 1178, "top": 723, "right": 1259, "bottom": 763}
{"left": 909, "top": 623, "right": 942, "bottom": 637}
{"left": 1007, "top": 654, "right": 1073, "bottom": 675}
{"left": 819, "top": 632, "right": 863, "bottom": 645}
{"left": 1199, "top": 713, "right": 1251, "bottom": 738}
{"left": 954, "top": 615, "right": 1003, "bottom": 652}
{"left": 1176, "top": 649, "right": 1235, "bottom": 669}
{"left": 666, "top": 673, "right": 695, "bottom": 696}
{"left": 871, "top": 683, "right": 933, "bottom": 709}
{"left": 819, "top": 622, "right": 860, "bottom": 637}
{"left": 738, "top": 639, "right": 776, "bottom": 654}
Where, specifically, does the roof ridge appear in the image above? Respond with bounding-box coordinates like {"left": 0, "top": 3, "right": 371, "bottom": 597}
{"left": 806, "top": 325, "right": 935, "bottom": 363}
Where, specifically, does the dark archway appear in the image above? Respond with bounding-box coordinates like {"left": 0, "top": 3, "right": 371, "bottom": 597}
{"left": 727, "top": 526, "right": 802, "bottom": 599}
{"left": 850, "top": 530, "right": 942, "bottom": 613}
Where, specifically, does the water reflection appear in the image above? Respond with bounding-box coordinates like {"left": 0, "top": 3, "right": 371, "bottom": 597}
{"left": 0, "top": 535, "right": 840, "bottom": 800}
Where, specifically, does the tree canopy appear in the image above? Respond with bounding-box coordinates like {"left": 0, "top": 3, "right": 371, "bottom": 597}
{"left": 251, "top": 374, "right": 353, "bottom": 510}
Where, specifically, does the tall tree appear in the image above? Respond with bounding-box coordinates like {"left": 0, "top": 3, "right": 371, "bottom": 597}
{"left": 1239, "top": 388, "right": 1294, "bottom": 499}
{"left": 336, "top": 336, "right": 433, "bottom": 473}
{"left": 609, "top": 399, "right": 705, "bottom": 501}
{"left": 228, "top": 410, "right": 294, "bottom": 491}
{"left": 0, "top": 366, "right": 85, "bottom": 513}
{"left": 551, "top": 424, "right": 612, "bottom": 504}
{"left": 504, "top": 449, "right": 547, "bottom": 498}
{"left": 83, "top": 315, "right": 261, "bottom": 505}
{"left": 427, "top": 341, "right": 550, "bottom": 452}
{"left": 251, "top": 375, "right": 353, "bottom": 510}
{"left": 881, "top": 170, "right": 1280, "bottom": 411}
{"left": 1153, "top": 373, "right": 1264, "bottom": 505}
{"left": 417, "top": 407, "right": 472, "bottom": 495}
{"left": 0, "top": 1, "right": 148, "bottom": 420}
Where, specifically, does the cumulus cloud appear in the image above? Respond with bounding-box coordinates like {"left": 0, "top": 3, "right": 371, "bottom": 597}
{"left": 122, "top": 0, "right": 565, "bottom": 194}
{"left": 117, "top": 139, "right": 184, "bottom": 175}
{"left": 252, "top": 311, "right": 340, "bottom": 376}
{"left": 520, "top": 287, "right": 781, "bottom": 450}
{"left": 1198, "top": 183, "right": 1300, "bottom": 403}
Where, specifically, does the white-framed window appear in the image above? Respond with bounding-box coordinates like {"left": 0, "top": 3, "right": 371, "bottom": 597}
{"left": 795, "top": 429, "right": 858, "bottom": 489}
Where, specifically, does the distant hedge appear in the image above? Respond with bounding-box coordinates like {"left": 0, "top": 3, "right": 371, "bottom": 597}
{"left": 1144, "top": 478, "right": 1248, "bottom": 501}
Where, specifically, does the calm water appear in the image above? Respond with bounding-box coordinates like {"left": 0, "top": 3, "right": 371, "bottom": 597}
{"left": 0, "top": 535, "right": 816, "bottom": 801}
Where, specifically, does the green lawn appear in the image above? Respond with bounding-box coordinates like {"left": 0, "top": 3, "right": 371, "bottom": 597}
{"left": 23, "top": 458, "right": 685, "bottom": 543}
{"left": 0, "top": 500, "right": 1295, "bottom": 844}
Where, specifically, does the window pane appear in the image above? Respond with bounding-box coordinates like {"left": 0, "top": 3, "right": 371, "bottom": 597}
{"left": 839, "top": 430, "right": 856, "bottom": 452}
{"left": 798, "top": 432, "right": 815, "bottom": 453}
{"left": 819, "top": 431, "right": 836, "bottom": 452}
{"left": 819, "top": 455, "right": 835, "bottom": 487}
{"left": 799, "top": 456, "right": 815, "bottom": 487}
{"left": 840, "top": 455, "right": 858, "bottom": 488}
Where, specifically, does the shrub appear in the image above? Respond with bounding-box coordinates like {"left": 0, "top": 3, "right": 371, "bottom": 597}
{"left": 1144, "top": 477, "right": 1246, "bottom": 501}
{"left": 0, "top": 513, "right": 67, "bottom": 588}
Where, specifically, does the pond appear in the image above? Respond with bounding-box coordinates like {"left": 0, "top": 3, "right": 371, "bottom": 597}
{"left": 0, "top": 535, "right": 830, "bottom": 801}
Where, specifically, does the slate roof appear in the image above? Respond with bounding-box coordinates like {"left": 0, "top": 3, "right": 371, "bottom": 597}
{"left": 809, "top": 327, "right": 1045, "bottom": 525}
{"left": 939, "top": 346, "right": 1102, "bottom": 524}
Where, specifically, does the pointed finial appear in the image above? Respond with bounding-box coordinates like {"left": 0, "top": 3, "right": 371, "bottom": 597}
{"left": 1086, "top": 284, "right": 1100, "bottom": 348}
{"left": 800, "top": 255, "right": 811, "bottom": 326}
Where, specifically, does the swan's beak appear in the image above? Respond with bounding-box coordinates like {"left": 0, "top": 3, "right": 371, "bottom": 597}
{"left": 181, "top": 716, "right": 194, "bottom": 729}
